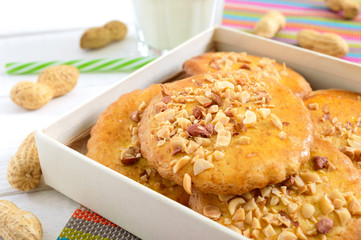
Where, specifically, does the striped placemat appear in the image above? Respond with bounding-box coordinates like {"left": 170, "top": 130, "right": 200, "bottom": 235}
{"left": 222, "top": 0, "right": 361, "bottom": 63}
{"left": 58, "top": 1, "right": 361, "bottom": 239}
{"left": 57, "top": 206, "right": 139, "bottom": 240}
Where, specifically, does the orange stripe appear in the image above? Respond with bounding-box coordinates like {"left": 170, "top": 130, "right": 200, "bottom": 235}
{"left": 72, "top": 209, "right": 118, "bottom": 227}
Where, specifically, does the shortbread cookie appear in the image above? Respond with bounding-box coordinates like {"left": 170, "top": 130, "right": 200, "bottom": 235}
{"left": 183, "top": 52, "right": 312, "bottom": 98}
{"left": 304, "top": 91, "right": 361, "bottom": 169}
{"left": 86, "top": 84, "right": 189, "bottom": 205}
{"left": 189, "top": 139, "right": 361, "bottom": 240}
{"left": 310, "top": 89, "right": 361, "bottom": 101}
{"left": 139, "top": 72, "right": 313, "bottom": 195}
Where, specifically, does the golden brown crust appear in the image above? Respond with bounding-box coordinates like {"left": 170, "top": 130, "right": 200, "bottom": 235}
{"left": 183, "top": 52, "right": 312, "bottom": 98}
{"left": 189, "top": 139, "right": 361, "bottom": 239}
{"left": 303, "top": 91, "right": 361, "bottom": 169}
{"left": 139, "top": 72, "right": 313, "bottom": 195}
{"left": 86, "top": 84, "right": 189, "bottom": 205}
{"left": 310, "top": 89, "right": 361, "bottom": 102}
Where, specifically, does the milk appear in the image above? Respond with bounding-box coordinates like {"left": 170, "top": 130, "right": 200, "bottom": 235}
{"left": 132, "top": 0, "right": 224, "bottom": 51}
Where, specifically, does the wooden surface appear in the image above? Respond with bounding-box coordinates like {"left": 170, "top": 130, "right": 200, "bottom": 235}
{"left": 0, "top": 1, "right": 140, "bottom": 238}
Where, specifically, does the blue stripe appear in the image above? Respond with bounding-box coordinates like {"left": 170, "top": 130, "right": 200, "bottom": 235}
{"left": 348, "top": 53, "right": 361, "bottom": 57}
{"left": 230, "top": 0, "right": 326, "bottom": 9}
{"left": 57, "top": 237, "right": 69, "bottom": 240}
{"left": 223, "top": 14, "right": 361, "bottom": 30}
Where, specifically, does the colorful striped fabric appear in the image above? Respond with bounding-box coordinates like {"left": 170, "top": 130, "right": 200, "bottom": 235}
{"left": 222, "top": 0, "right": 361, "bottom": 63}
{"left": 57, "top": 206, "right": 139, "bottom": 240}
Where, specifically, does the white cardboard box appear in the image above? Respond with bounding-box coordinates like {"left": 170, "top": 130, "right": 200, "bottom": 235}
{"left": 35, "top": 26, "right": 361, "bottom": 240}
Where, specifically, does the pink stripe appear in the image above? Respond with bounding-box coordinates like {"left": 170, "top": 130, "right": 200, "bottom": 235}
{"left": 344, "top": 57, "right": 361, "bottom": 62}
{"left": 225, "top": 3, "right": 344, "bottom": 18}
{"left": 226, "top": 0, "right": 323, "bottom": 11}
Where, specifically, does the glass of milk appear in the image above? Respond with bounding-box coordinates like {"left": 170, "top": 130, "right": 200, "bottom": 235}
{"left": 132, "top": 0, "right": 224, "bottom": 56}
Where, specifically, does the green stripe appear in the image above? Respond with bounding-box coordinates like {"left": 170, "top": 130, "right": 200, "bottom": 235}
{"left": 5, "top": 62, "right": 17, "bottom": 67}
{"left": 122, "top": 58, "right": 155, "bottom": 71}
{"left": 6, "top": 62, "right": 37, "bottom": 74}
{"left": 59, "top": 228, "right": 111, "bottom": 240}
{"left": 62, "top": 60, "right": 82, "bottom": 65}
{"left": 106, "top": 57, "right": 149, "bottom": 71}
{"left": 19, "top": 61, "right": 58, "bottom": 74}
{"left": 76, "top": 59, "right": 104, "bottom": 69}
{"left": 86, "top": 58, "right": 125, "bottom": 71}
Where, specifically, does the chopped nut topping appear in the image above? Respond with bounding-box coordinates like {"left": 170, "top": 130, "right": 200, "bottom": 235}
{"left": 214, "top": 150, "right": 225, "bottom": 161}
{"left": 279, "top": 210, "right": 299, "bottom": 227}
{"left": 208, "top": 105, "right": 219, "bottom": 114}
{"left": 262, "top": 224, "right": 276, "bottom": 238}
{"left": 187, "top": 124, "right": 211, "bottom": 138}
{"left": 312, "top": 156, "right": 328, "bottom": 170}
{"left": 336, "top": 207, "right": 352, "bottom": 226}
{"left": 154, "top": 102, "right": 167, "bottom": 113}
{"left": 243, "top": 110, "right": 257, "bottom": 126}
{"left": 269, "top": 196, "right": 279, "bottom": 206}
{"left": 278, "top": 131, "right": 287, "bottom": 140}
{"left": 252, "top": 217, "right": 261, "bottom": 229}
{"left": 205, "top": 124, "right": 214, "bottom": 135}
{"left": 183, "top": 173, "right": 192, "bottom": 195}
{"left": 138, "top": 101, "right": 147, "bottom": 111}
{"left": 170, "top": 136, "right": 188, "bottom": 154}
{"left": 244, "top": 198, "right": 257, "bottom": 211}
{"left": 196, "top": 96, "right": 213, "bottom": 108}
{"left": 218, "top": 194, "right": 235, "bottom": 202}
{"left": 296, "top": 227, "right": 307, "bottom": 240}
{"left": 239, "top": 136, "right": 251, "bottom": 145}
{"left": 271, "top": 113, "right": 283, "bottom": 130}
{"left": 203, "top": 205, "right": 222, "bottom": 220}
{"left": 301, "top": 203, "right": 315, "bottom": 218}
{"left": 215, "top": 80, "right": 235, "bottom": 92}
{"left": 130, "top": 111, "right": 141, "bottom": 122}
{"left": 349, "top": 199, "right": 361, "bottom": 216}
{"left": 228, "top": 198, "right": 246, "bottom": 215}
{"left": 154, "top": 109, "right": 175, "bottom": 121}
{"left": 211, "top": 93, "right": 222, "bottom": 106}
{"left": 240, "top": 91, "right": 250, "bottom": 104}
{"left": 216, "top": 129, "right": 232, "bottom": 147}
{"left": 319, "top": 194, "right": 335, "bottom": 215}
{"left": 213, "top": 111, "right": 230, "bottom": 125}
{"left": 173, "top": 156, "right": 191, "bottom": 173}
{"left": 245, "top": 210, "right": 253, "bottom": 225}
{"left": 281, "top": 175, "right": 295, "bottom": 187}
{"left": 288, "top": 203, "right": 298, "bottom": 213}
{"left": 300, "top": 172, "right": 322, "bottom": 184}
{"left": 278, "top": 231, "right": 297, "bottom": 240}
{"left": 193, "top": 105, "right": 205, "bottom": 120}
{"left": 258, "top": 108, "right": 271, "bottom": 119}
{"left": 121, "top": 157, "right": 139, "bottom": 166}
{"left": 232, "top": 208, "right": 245, "bottom": 221}
{"left": 193, "top": 158, "right": 214, "bottom": 175}
{"left": 328, "top": 189, "right": 347, "bottom": 207}
{"left": 308, "top": 103, "right": 319, "bottom": 110}
{"left": 234, "top": 122, "right": 247, "bottom": 134}
{"left": 316, "top": 218, "right": 333, "bottom": 234}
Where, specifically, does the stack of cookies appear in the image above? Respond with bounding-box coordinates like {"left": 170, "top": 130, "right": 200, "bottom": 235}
{"left": 86, "top": 52, "right": 361, "bottom": 240}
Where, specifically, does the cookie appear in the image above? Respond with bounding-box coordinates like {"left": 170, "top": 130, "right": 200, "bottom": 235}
{"left": 138, "top": 72, "right": 313, "bottom": 195}
{"left": 310, "top": 89, "right": 361, "bottom": 102}
{"left": 189, "top": 139, "right": 361, "bottom": 239}
{"left": 182, "top": 52, "right": 312, "bottom": 98}
{"left": 304, "top": 90, "right": 361, "bottom": 169}
{"left": 86, "top": 84, "right": 189, "bottom": 205}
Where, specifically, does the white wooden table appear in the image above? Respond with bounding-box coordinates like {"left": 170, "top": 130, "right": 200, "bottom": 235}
{"left": 0, "top": 1, "right": 141, "bottom": 238}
